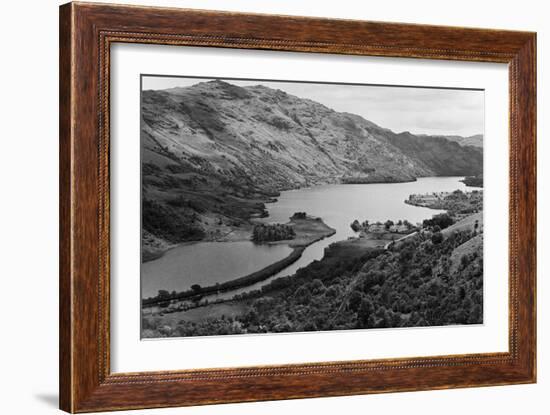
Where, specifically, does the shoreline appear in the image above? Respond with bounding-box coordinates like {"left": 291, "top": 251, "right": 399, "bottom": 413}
{"left": 142, "top": 177, "right": 483, "bottom": 332}
{"left": 340, "top": 176, "right": 417, "bottom": 185}
{"left": 142, "top": 175, "right": 468, "bottom": 263}
{"left": 142, "top": 247, "right": 306, "bottom": 306}
{"left": 142, "top": 176, "right": 472, "bottom": 303}
{"left": 142, "top": 217, "right": 335, "bottom": 306}
{"left": 142, "top": 227, "right": 254, "bottom": 264}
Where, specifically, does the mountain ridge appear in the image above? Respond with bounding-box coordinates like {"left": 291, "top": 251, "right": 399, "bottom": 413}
{"left": 435, "top": 133, "right": 483, "bottom": 148}
{"left": 141, "top": 80, "right": 483, "bottom": 249}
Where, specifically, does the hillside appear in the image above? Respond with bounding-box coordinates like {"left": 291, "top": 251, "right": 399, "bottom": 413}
{"left": 440, "top": 134, "right": 484, "bottom": 148}
{"left": 384, "top": 132, "right": 483, "bottom": 176}
{"left": 143, "top": 227, "right": 483, "bottom": 336}
{"left": 141, "top": 80, "right": 484, "bottom": 250}
{"left": 142, "top": 80, "right": 433, "bottom": 189}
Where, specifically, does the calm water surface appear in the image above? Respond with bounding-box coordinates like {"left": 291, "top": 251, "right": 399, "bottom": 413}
{"left": 142, "top": 242, "right": 292, "bottom": 298}
{"left": 142, "top": 177, "right": 467, "bottom": 299}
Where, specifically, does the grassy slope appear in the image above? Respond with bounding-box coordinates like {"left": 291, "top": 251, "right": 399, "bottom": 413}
{"left": 442, "top": 212, "right": 483, "bottom": 237}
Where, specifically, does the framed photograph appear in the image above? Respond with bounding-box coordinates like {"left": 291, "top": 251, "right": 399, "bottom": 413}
{"left": 59, "top": 2, "right": 536, "bottom": 412}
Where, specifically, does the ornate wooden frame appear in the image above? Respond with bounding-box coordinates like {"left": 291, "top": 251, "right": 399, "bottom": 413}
{"left": 59, "top": 2, "right": 536, "bottom": 412}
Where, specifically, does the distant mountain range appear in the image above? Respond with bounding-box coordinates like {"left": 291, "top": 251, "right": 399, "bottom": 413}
{"left": 434, "top": 134, "right": 483, "bottom": 148}
{"left": 141, "top": 80, "right": 484, "bottom": 247}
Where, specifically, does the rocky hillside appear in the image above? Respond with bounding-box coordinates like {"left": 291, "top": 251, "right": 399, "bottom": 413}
{"left": 440, "top": 134, "right": 484, "bottom": 148}
{"left": 384, "top": 132, "right": 483, "bottom": 177}
{"left": 142, "top": 80, "right": 434, "bottom": 190}
{"left": 141, "top": 80, "right": 483, "bottom": 248}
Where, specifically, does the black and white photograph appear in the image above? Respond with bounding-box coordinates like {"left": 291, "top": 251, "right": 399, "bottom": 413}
{"left": 2, "top": 0, "right": 545, "bottom": 413}
{"left": 140, "top": 76, "right": 484, "bottom": 339}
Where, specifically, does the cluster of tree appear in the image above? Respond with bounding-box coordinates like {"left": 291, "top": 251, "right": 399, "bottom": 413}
{"left": 350, "top": 218, "right": 414, "bottom": 233}
{"left": 350, "top": 219, "right": 367, "bottom": 232}
{"left": 422, "top": 213, "right": 454, "bottom": 230}
{"left": 252, "top": 223, "right": 296, "bottom": 242}
{"left": 407, "top": 189, "right": 483, "bottom": 216}
{"left": 142, "top": 314, "right": 246, "bottom": 338}
{"left": 143, "top": 224, "right": 483, "bottom": 337}
{"left": 291, "top": 212, "right": 307, "bottom": 219}
{"left": 441, "top": 189, "right": 482, "bottom": 215}
{"left": 382, "top": 219, "right": 414, "bottom": 230}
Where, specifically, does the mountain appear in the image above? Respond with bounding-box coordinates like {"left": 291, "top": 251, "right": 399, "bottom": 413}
{"left": 142, "top": 80, "right": 432, "bottom": 190}
{"left": 141, "top": 80, "right": 483, "bottom": 248}
{"left": 437, "top": 134, "right": 484, "bottom": 148}
{"left": 384, "top": 132, "right": 483, "bottom": 176}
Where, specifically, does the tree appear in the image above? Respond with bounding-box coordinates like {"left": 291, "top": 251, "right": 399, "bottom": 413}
{"left": 243, "top": 309, "right": 259, "bottom": 325}
{"left": 367, "top": 314, "right": 376, "bottom": 328}
{"left": 348, "top": 290, "right": 363, "bottom": 312}
{"left": 416, "top": 317, "right": 428, "bottom": 327}
{"left": 157, "top": 289, "right": 170, "bottom": 299}
{"left": 460, "top": 254, "right": 470, "bottom": 269}
{"left": 375, "top": 307, "right": 391, "bottom": 328}
{"left": 380, "top": 284, "right": 392, "bottom": 305}
{"left": 294, "top": 285, "right": 312, "bottom": 305}
{"left": 384, "top": 220, "right": 394, "bottom": 230}
{"left": 302, "top": 321, "right": 318, "bottom": 331}
{"left": 350, "top": 219, "right": 362, "bottom": 232}
{"left": 399, "top": 247, "right": 414, "bottom": 264}
{"left": 431, "top": 231, "right": 444, "bottom": 244}
{"left": 190, "top": 284, "right": 202, "bottom": 293}
{"left": 309, "top": 279, "right": 326, "bottom": 295}
{"left": 325, "top": 285, "right": 340, "bottom": 298}
{"left": 357, "top": 298, "right": 374, "bottom": 327}
{"left": 252, "top": 297, "right": 276, "bottom": 316}
{"left": 391, "top": 311, "right": 402, "bottom": 327}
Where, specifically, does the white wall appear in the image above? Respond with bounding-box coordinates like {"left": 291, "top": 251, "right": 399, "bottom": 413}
{"left": 0, "top": 0, "right": 546, "bottom": 414}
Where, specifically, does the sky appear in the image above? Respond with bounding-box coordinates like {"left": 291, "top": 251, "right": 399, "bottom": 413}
{"left": 142, "top": 76, "right": 484, "bottom": 137}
